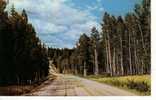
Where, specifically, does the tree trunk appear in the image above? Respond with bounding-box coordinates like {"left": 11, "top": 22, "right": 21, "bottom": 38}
{"left": 134, "top": 38, "right": 139, "bottom": 74}
{"left": 138, "top": 23, "right": 147, "bottom": 56}
{"left": 141, "top": 59, "right": 144, "bottom": 74}
{"left": 112, "top": 48, "right": 116, "bottom": 76}
{"left": 116, "top": 52, "right": 119, "bottom": 76}
{"left": 128, "top": 32, "right": 132, "bottom": 75}
{"left": 138, "top": 24, "right": 146, "bottom": 74}
{"left": 107, "top": 34, "right": 112, "bottom": 76}
{"left": 94, "top": 47, "right": 99, "bottom": 75}
{"left": 83, "top": 62, "right": 87, "bottom": 77}
{"left": 120, "top": 36, "right": 124, "bottom": 76}
{"left": 105, "top": 36, "right": 110, "bottom": 74}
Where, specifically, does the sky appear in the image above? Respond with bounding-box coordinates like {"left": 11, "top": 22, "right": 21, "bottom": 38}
{"left": 6, "top": 0, "right": 142, "bottom": 48}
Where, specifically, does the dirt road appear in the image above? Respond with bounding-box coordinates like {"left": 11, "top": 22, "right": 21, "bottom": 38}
{"left": 25, "top": 74, "right": 136, "bottom": 96}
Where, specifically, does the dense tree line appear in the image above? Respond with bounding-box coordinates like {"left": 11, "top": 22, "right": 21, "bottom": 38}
{"left": 48, "top": 0, "right": 150, "bottom": 76}
{"left": 0, "top": 0, "right": 49, "bottom": 85}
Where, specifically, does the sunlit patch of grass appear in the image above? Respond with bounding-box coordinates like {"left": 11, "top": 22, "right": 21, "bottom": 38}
{"left": 85, "top": 75, "right": 151, "bottom": 96}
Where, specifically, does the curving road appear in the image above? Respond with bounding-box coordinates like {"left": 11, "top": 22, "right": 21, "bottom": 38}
{"left": 24, "top": 74, "right": 136, "bottom": 96}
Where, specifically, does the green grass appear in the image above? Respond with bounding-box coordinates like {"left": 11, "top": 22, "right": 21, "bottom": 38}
{"left": 85, "top": 75, "right": 151, "bottom": 96}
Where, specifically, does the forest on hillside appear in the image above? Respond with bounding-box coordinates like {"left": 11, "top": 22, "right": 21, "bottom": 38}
{"left": 0, "top": 0, "right": 49, "bottom": 85}
{"left": 48, "top": 0, "right": 151, "bottom": 77}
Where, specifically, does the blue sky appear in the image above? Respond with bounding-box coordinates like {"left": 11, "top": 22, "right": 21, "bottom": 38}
{"left": 7, "top": 0, "right": 142, "bottom": 48}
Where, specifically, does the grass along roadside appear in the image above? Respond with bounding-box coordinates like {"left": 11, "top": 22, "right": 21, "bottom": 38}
{"left": 85, "top": 75, "right": 151, "bottom": 96}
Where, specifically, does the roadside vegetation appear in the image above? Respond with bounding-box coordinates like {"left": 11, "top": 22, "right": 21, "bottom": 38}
{"left": 85, "top": 75, "right": 151, "bottom": 95}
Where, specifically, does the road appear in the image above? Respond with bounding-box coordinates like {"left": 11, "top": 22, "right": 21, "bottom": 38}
{"left": 24, "top": 74, "right": 136, "bottom": 96}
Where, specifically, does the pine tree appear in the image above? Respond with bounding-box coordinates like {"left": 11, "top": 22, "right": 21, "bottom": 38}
{"left": 0, "top": 1, "right": 49, "bottom": 84}
{"left": 90, "top": 27, "right": 100, "bottom": 75}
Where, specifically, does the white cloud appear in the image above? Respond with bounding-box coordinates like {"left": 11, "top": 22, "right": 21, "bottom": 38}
{"left": 30, "top": 18, "right": 68, "bottom": 34}
{"left": 7, "top": 0, "right": 100, "bottom": 48}
{"left": 86, "top": 0, "right": 105, "bottom": 13}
